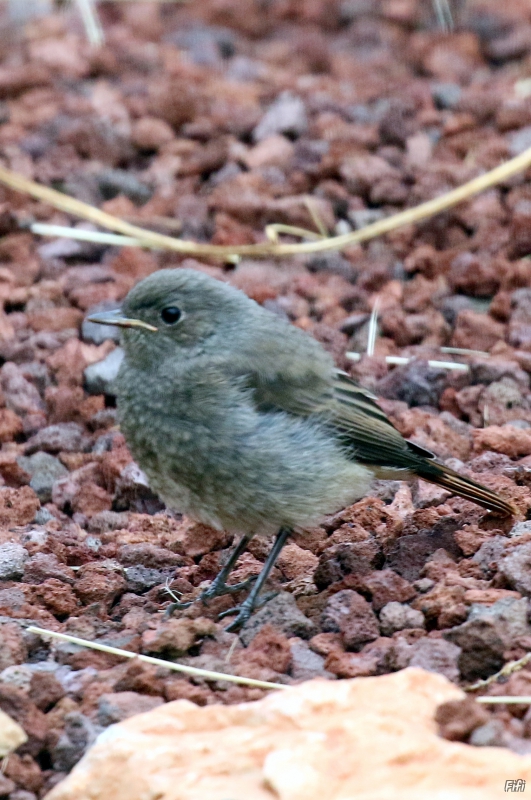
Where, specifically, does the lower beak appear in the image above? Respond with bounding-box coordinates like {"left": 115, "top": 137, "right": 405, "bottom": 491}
{"left": 87, "top": 309, "right": 158, "bottom": 332}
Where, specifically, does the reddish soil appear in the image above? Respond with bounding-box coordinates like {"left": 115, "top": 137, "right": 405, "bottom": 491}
{"left": 3, "top": 0, "right": 531, "bottom": 794}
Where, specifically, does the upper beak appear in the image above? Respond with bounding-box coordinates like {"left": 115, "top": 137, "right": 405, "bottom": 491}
{"left": 86, "top": 309, "right": 158, "bottom": 332}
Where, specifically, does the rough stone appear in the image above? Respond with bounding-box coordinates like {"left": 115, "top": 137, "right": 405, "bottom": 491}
{"left": 435, "top": 697, "right": 490, "bottom": 741}
{"left": 0, "top": 488, "right": 40, "bottom": 528}
{"left": 96, "top": 169, "right": 152, "bottom": 205}
{"left": 444, "top": 598, "right": 531, "bottom": 680}
{"left": 289, "top": 641, "right": 333, "bottom": 681}
{"left": 239, "top": 592, "right": 317, "bottom": 646}
{"left": 253, "top": 91, "right": 307, "bottom": 141}
{"left": 84, "top": 348, "right": 124, "bottom": 396}
{"left": 17, "top": 452, "right": 68, "bottom": 503}
{"left": 406, "top": 637, "right": 461, "bottom": 683}
{"left": 379, "top": 602, "right": 425, "bottom": 636}
{"left": 97, "top": 692, "right": 164, "bottom": 726}
{"left": 81, "top": 302, "right": 122, "bottom": 346}
{"left": 0, "top": 707, "right": 27, "bottom": 756}
{"left": 74, "top": 561, "right": 126, "bottom": 608}
{"left": 24, "top": 423, "right": 87, "bottom": 455}
{"left": 321, "top": 590, "right": 380, "bottom": 651}
{"left": 0, "top": 543, "right": 28, "bottom": 581}
{"left": 51, "top": 712, "right": 102, "bottom": 773}
{"left": 44, "top": 669, "right": 531, "bottom": 800}
{"left": 141, "top": 617, "right": 216, "bottom": 658}
{"left": 500, "top": 542, "right": 531, "bottom": 595}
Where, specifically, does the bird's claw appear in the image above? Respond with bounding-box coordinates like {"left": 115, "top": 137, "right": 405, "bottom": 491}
{"left": 202, "top": 574, "right": 257, "bottom": 602}
{"left": 218, "top": 590, "right": 278, "bottom": 632}
{"left": 164, "top": 599, "right": 194, "bottom": 618}
{"left": 164, "top": 575, "right": 258, "bottom": 619}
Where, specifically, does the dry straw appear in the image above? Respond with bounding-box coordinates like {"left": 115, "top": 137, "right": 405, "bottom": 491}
{"left": 2, "top": 143, "right": 531, "bottom": 259}
{"left": 27, "top": 625, "right": 288, "bottom": 691}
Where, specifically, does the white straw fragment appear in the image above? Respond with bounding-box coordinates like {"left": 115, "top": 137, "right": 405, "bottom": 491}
{"left": 432, "top": 0, "right": 454, "bottom": 31}
{"left": 75, "top": 0, "right": 104, "bottom": 46}
{"left": 26, "top": 626, "right": 287, "bottom": 691}
{"left": 385, "top": 356, "right": 469, "bottom": 371}
{"left": 30, "top": 223, "right": 153, "bottom": 248}
{"left": 440, "top": 347, "right": 490, "bottom": 357}
{"left": 476, "top": 697, "right": 531, "bottom": 705}
{"left": 344, "top": 353, "right": 469, "bottom": 371}
{"left": 366, "top": 299, "right": 380, "bottom": 358}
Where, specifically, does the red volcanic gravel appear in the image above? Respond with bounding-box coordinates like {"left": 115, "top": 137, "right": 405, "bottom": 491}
{"left": 1, "top": 0, "right": 531, "bottom": 793}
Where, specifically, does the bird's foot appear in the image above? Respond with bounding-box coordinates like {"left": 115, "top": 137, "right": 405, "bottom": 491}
{"left": 219, "top": 591, "right": 278, "bottom": 632}
{"left": 164, "top": 575, "right": 257, "bottom": 619}
{"left": 163, "top": 599, "right": 194, "bottom": 618}
{"left": 202, "top": 574, "right": 257, "bottom": 602}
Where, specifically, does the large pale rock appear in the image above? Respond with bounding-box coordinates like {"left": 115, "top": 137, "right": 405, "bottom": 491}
{"left": 45, "top": 668, "right": 531, "bottom": 800}
{"left": 0, "top": 707, "right": 27, "bottom": 757}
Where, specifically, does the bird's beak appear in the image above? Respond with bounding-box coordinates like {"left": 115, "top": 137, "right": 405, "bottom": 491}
{"left": 86, "top": 309, "right": 158, "bottom": 332}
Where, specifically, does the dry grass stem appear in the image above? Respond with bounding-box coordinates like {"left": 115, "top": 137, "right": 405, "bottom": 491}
{"left": 466, "top": 653, "right": 531, "bottom": 692}
{"left": 476, "top": 696, "right": 531, "bottom": 705}
{"left": 30, "top": 223, "right": 149, "bottom": 247}
{"left": 75, "top": 0, "right": 104, "bottom": 46}
{"left": 26, "top": 625, "right": 287, "bottom": 691}
{"left": 2, "top": 143, "right": 531, "bottom": 258}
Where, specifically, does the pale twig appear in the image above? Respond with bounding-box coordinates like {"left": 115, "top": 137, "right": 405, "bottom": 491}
{"left": 385, "top": 356, "right": 469, "bottom": 371}
{"left": 162, "top": 576, "right": 182, "bottom": 603}
{"left": 31, "top": 223, "right": 152, "bottom": 248}
{"left": 265, "top": 223, "right": 324, "bottom": 244}
{"left": 345, "top": 353, "right": 470, "bottom": 372}
{"left": 2, "top": 143, "right": 531, "bottom": 258}
{"left": 366, "top": 299, "right": 380, "bottom": 358}
{"left": 225, "top": 637, "right": 239, "bottom": 664}
{"left": 466, "top": 652, "right": 531, "bottom": 692}
{"left": 432, "top": 0, "right": 454, "bottom": 31}
{"left": 75, "top": 0, "right": 104, "bottom": 46}
{"left": 440, "top": 347, "right": 490, "bottom": 357}
{"left": 476, "top": 696, "right": 531, "bottom": 705}
{"left": 304, "top": 196, "right": 329, "bottom": 237}
{"left": 26, "top": 625, "right": 287, "bottom": 691}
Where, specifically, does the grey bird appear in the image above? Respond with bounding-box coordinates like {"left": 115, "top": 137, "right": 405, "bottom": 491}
{"left": 88, "top": 268, "right": 515, "bottom": 631}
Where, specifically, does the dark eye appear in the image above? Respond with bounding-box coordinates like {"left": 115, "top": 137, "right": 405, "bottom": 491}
{"left": 160, "top": 306, "right": 182, "bottom": 325}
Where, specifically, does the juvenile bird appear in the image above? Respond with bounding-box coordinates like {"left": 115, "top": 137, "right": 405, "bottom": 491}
{"left": 88, "top": 268, "right": 515, "bottom": 631}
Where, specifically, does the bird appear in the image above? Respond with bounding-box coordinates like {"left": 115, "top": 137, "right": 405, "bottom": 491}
{"left": 88, "top": 268, "right": 515, "bottom": 631}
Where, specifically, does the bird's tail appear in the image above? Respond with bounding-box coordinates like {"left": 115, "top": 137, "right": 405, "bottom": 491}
{"left": 415, "top": 460, "right": 516, "bottom": 516}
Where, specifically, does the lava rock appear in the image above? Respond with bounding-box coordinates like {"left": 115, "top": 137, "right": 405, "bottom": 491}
{"left": 444, "top": 598, "right": 531, "bottom": 680}
{"left": 321, "top": 590, "right": 380, "bottom": 651}
{"left": 379, "top": 602, "right": 425, "bottom": 636}
{"left": 376, "top": 360, "right": 447, "bottom": 407}
{"left": 51, "top": 712, "right": 102, "bottom": 772}
{"left": 253, "top": 91, "right": 308, "bottom": 142}
{"left": 238, "top": 592, "right": 317, "bottom": 646}
{"left": 499, "top": 542, "right": 531, "bottom": 595}
{"left": 0, "top": 543, "right": 28, "bottom": 581}
{"left": 97, "top": 692, "right": 164, "bottom": 727}
{"left": 82, "top": 301, "right": 122, "bottom": 345}
{"left": 24, "top": 423, "right": 88, "bottom": 455}
{"left": 84, "top": 348, "right": 124, "bottom": 395}
{"left": 96, "top": 169, "right": 152, "bottom": 205}
{"left": 17, "top": 452, "right": 68, "bottom": 503}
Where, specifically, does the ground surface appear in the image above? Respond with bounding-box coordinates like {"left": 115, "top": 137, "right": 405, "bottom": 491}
{"left": 3, "top": 0, "right": 531, "bottom": 796}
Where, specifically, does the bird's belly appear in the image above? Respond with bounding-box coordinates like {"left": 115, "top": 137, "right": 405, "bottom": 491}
{"left": 122, "top": 407, "right": 373, "bottom": 535}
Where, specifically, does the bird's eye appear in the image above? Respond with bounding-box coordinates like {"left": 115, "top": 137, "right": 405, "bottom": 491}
{"left": 160, "top": 306, "right": 182, "bottom": 325}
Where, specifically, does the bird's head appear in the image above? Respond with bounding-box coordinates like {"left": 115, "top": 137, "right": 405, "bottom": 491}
{"left": 87, "top": 268, "right": 254, "bottom": 363}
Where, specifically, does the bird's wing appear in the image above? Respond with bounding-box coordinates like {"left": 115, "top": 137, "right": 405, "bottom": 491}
{"left": 244, "top": 362, "right": 515, "bottom": 515}
{"left": 327, "top": 369, "right": 434, "bottom": 469}
{"left": 246, "top": 358, "right": 428, "bottom": 469}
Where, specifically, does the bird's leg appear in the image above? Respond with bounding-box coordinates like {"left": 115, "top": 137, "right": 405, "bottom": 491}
{"left": 200, "top": 533, "right": 256, "bottom": 602}
{"left": 164, "top": 533, "right": 253, "bottom": 617}
{"left": 219, "top": 527, "right": 292, "bottom": 632}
